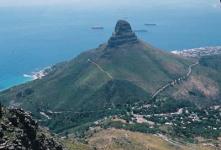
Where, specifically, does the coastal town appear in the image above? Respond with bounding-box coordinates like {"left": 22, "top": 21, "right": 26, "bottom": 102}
{"left": 172, "top": 46, "right": 221, "bottom": 58}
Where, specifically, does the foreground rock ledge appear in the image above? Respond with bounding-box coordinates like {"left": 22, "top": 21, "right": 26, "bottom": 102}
{"left": 0, "top": 107, "right": 63, "bottom": 150}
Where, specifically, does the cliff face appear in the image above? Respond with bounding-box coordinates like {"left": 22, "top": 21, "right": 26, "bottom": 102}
{"left": 107, "top": 20, "right": 138, "bottom": 48}
{"left": 0, "top": 106, "right": 63, "bottom": 150}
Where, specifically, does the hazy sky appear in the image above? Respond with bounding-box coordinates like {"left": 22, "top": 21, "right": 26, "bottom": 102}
{"left": 0, "top": 0, "right": 117, "bottom": 7}
{"left": 0, "top": 0, "right": 79, "bottom": 6}
{"left": 0, "top": 0, "right": 219, "bottom": 8}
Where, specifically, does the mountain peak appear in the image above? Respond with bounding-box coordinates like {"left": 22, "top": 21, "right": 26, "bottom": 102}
{"left": 107, "top": 20, "right": 138, "bottom": 48}
{"left": 115, "top": 20, "right": 133, "bottom": 35}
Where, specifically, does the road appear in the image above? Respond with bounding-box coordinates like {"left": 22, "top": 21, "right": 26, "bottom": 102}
{"left": 187, "top": 61, "right": 199, "bottom": 77}
{"left": 87, "top": 58, "right": 199, "bottom": 100}
{"left": 151, "top": 61, "right": 199, "bottom": 99}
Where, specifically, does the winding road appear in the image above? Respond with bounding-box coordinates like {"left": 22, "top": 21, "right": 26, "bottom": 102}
{"left": 151, "top": 61, "right": 199, "bottom": 99}
{"left": 41, "top": 61, "right": 199, "bottom": 119}
{"left": 87, "top": 58, "right": 199, "bottom": 100}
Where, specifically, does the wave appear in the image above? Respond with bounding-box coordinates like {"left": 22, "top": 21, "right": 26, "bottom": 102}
{"left": 23, "top": 66, "right": 52, "bottom": 80}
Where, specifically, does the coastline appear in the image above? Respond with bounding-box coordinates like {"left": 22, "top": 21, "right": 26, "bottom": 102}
{"left": 172, "top": 46, "right": 221, "bottom": 58}
{"left": 0, "top": 66, "right": 52, "bottom": 92}
{"left": 23, "top": 66, "right": 52, "bottom": 80}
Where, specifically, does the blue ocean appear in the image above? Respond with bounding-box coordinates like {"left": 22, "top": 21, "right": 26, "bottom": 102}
{"left": 0, "top": 0, "right": 221, "bottom": 90}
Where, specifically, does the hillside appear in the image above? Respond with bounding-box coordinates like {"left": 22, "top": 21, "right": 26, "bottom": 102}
{"left": 84, "top": 128, "right": 219, "bottom": 150}
{"left": 0, "top": 20, "right": 220, "bottom": 141}
{"left": 166, "top": 54, "right": 221, "bottom": 106}
{"left": 0, "top": 20, "right": 192, "bottom": 129}
{"left": 62, "top": 128, "right": 220, "bottom": 150}
{"left": 1, "top": 104, "right": 220, "bottom": 150}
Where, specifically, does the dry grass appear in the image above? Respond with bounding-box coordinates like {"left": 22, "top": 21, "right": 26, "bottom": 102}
{"left": 87, "top": 128, "right": 217, "bottom": 150}
{"left": 62, "top": 139, "right": 91, "bottom": 150}
{"left": 173, "top": 75, "right": 219, "bottom": 100}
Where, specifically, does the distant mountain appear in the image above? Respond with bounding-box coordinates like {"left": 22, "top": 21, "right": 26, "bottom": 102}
{"left": 0, "top": 20, "right": 191, "bottom": 111}
{"left": 0, "top": 20, "right": 220, "bottom": 133}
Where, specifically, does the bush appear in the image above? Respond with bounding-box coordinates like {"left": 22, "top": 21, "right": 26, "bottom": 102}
{"left": 158, "top": 99, "right": 195, "bottom": 113}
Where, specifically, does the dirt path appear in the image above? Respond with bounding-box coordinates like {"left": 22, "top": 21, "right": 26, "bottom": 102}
{"left": 156, "top": 134, "right": 184, "bottom": 148}
{"left": 88, "top": 59, "right": 113, "bottom": 80}
{"left": 88, "top": 58, "right": 199, "bottom": 100}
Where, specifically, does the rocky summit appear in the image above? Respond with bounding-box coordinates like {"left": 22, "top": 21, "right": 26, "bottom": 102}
{"left": 0, "top": 106, "right": 63, "bottom": 150}
{"left": 107, "top": 20, "right": 138, "bottom": 48}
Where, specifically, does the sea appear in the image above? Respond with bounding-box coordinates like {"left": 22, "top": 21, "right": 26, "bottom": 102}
{"left": 0, "top": 0, "right": 221, "bottom": 90}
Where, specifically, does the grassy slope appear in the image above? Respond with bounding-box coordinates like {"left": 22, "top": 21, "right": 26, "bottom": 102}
{"left": 62, "top": 139, "right": 91, "bottom": 150}
{"left": 85, "top": 128, "right": 218, "bottom": 150}
{"left": 0, "top": 41, "right": 191, "bottom": 114}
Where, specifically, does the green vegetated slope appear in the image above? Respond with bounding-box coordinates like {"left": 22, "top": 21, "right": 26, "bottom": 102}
{"left": 0, "top": 20, "right": 204, "bottom": 133}
{"left": 1, "top": 20, "right": 221, "bottom": 150}
{"left": 0, "top": 40, "right": 191, "bottom": 110}
{"left": 0, "top": 41, "right": 190, "bottom": 131}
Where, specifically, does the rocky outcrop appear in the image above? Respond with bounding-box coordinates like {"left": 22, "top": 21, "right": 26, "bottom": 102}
{"left": 107, "top": 20, "right": 138, "bottom": 48}
{"left": 0, "top": 107, "right": 63, "bottom": 150}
